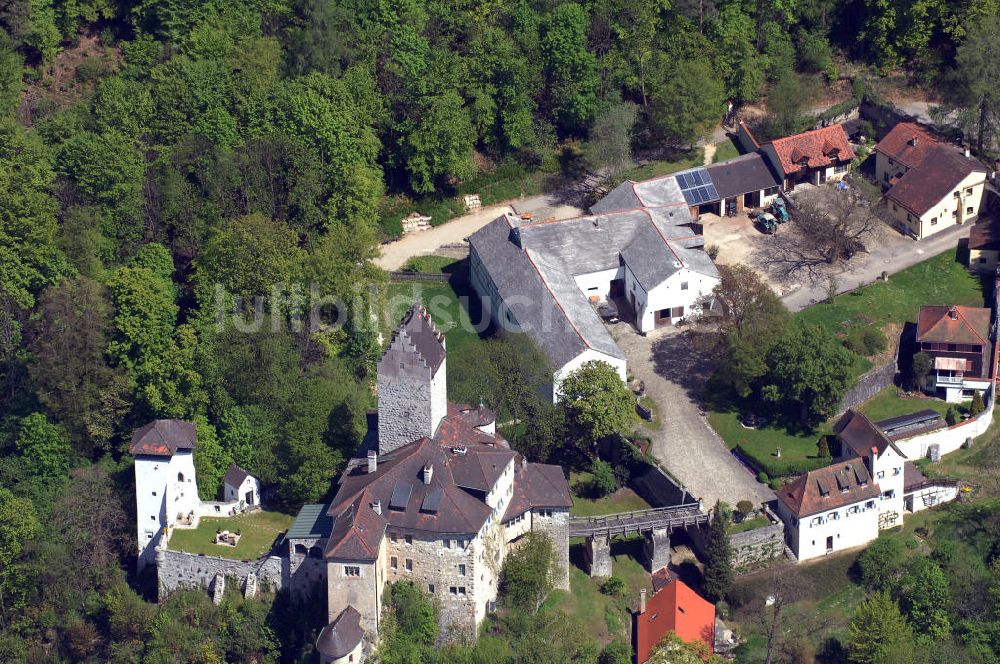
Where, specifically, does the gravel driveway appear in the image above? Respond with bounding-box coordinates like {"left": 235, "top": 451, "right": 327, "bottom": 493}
{"left": 613, "top": 325, "right": 775, "bottom": 508}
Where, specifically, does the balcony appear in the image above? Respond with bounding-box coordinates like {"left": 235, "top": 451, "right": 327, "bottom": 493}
{"left": 935, "top": 373, "right": 964, "bottom": 386}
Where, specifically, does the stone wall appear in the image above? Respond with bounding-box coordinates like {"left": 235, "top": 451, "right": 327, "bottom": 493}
{"left": 688, "top": 508, "right": 786, "bottom": 573}
{"left": 836, "top": 363, "right": 897, "bottom": 415}
{"left": 530, "top": 509, "right": 570, "bottom": 590}
{"left": 156, "top": 547, "right": 283, "bottom": 601}
{"left": 630, "top": 461, "right": 695, "bottom": 508}
{"left": 384, "top": 532, "right": 480, "bottom": 639}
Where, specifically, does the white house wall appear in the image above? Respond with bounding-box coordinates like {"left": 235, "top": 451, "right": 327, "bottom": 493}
{"left": 626, "top": 265, "right": 720, "bottom": 332}
{"left": 777, "top": 500, "right": 879, "bottom": 562}
{"left": 573, "top": 267, "right": 624, "bottom": 302}
{"left": 134, "top": 451, "right": 199, "bottom": 571}
{"left": 906, "top": 484, "right": 959, "bottom": 513}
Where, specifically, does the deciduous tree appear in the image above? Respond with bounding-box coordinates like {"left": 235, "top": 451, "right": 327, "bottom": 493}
{"left": 847, "top": 591, "right": 915, "bottom": 664}
{"left": 500, "top": 531, "right": 555, "bottom": 611}
{"left": 560, "top": 360, "right": 633, "bottom": 454}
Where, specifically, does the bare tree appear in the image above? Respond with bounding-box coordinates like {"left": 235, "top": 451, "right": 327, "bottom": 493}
{"left": 758, "top": 565, "right": 815, "bottom": 664}
{"left": 755, "top": 188, "right": 885, "bottom": 281}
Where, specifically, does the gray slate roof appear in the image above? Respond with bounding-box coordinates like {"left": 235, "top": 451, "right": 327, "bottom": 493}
{"left": 223, "top": 463, "right": 250, "bottom": 489}
{"left": 469, "top": 209, "right": 718, "bottom": 370}
{"left": 283, "top": 503, "right": 334, "bottom": 542}
{"left": 706, "top": 152, "right": 781, "bottom": 199}
{"left": 316, "top": 606, "right": 363, "bottom": 658}
{"left": 591, "top": 180, "right": 643, "bottom": 214}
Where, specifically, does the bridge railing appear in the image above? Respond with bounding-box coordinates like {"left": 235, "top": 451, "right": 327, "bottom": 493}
{"left": 568, "top": 503, "right": 708, "bottom": 537}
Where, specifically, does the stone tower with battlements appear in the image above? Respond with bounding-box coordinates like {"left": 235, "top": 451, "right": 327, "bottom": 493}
{"left": 377, "top": 304, "right": 448, "bottom": 454}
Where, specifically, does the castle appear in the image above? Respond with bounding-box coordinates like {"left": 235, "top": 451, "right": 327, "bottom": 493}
{"left": 301, "top": 304, "right": 572, "bottom": 663}
{"left": 133, "top": 305, "right": 572, "bottom": 664}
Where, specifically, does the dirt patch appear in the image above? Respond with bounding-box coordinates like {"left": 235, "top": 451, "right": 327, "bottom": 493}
{"left": 19, "top": 31, "right": 122, "bottom": 125}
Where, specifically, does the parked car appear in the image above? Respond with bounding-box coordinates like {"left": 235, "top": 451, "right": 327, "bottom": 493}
{"left": 757, "top": 212, "right": 778, "bottom": 234}
{"left": 771, "top": 197, "right": 789, "bottom": 222}
{"left": 598, "top": 301, "right": 620, "bottom": 324}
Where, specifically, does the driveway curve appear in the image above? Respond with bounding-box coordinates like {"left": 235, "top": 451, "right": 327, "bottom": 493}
{"left": 613, "top": 325, "right": 775, "bottom": 508}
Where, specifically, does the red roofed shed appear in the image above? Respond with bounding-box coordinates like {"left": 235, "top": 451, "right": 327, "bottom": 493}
{"left": 634, "top": 578, "right": 715, "bottom": 664}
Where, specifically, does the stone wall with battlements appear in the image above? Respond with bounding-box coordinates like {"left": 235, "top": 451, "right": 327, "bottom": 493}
{"left": 155, "top": 547, "right": 283, "bottom": 600}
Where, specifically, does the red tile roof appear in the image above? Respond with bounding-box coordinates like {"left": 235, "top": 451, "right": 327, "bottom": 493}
{"left": 768, "top": 125, "right": 855, "bottom": 176}
{"left": 834, "top": 410, "right": 905, "bottom": 460}
{"left": 874, "top": 122, "right": 940, "bottom": 169}
{"left": 635, "top": 578, "right": 715, "bottom": 664}
{"left": 776, "top": 458, "right": 880, "bottom": 518}
{"left": 916, "top": 305, "right": 991, "bottom": 346}
{"left": 502, "top": 461, "right": 573, "bottom": 522}
{"left": 326, "top": 493, "right": 387, "bottom": 560}
{"left": 885, "top": 146, "right": 985, "bottom": 217}
{"left": 129, "top": 419, "right": 197, "bottom": 456}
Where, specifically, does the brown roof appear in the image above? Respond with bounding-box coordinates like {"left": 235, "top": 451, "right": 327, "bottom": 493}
{"left": 834, "top": 410, "right": 905, "bottom": 460}
{"left": 129, "top": 419, "right": 197, "bottom": 456}
{"left": 902, "top": 461, "right": 928, "bottom": 493}
{"left": 874, "top": 122, "right": 940, "bottom": 169}
{"left": 969, "top": 217, "right": 1000, "bottom": 252}
{"left": 502, "top": 461, "right": 573, "bottom": 521}
{"left": 316, "top": 606, "right": 363, "bottom": 658}
{"left": 768, "top": 125, "right": 855, "bottom": 176}
{"left": 380, "top": 304, "right": 446, "bottom": 374}
{"left": 776, "top": 458, "right": 881, "bottom": 518}
{"left": 326, "top": 493, "right": 388, "bottom": 560}
{"left": 916, "top": 305, "right": 991, "bottom": 346}
{"left": 223, "top": 464, "right": 250, "bottom": 488}
{"left": 452, "top": 403, "right": 497, "bottom": 428}
{"left": 705, "top": 152, "right": 780, "bottom": 199}
{"left": 885, "top": 146, "right": 986, "bottom": 217}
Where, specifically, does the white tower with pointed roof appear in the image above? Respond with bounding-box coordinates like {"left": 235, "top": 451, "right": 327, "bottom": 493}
{"left": 377, "top": 305, "right": 448, "bottom": 454}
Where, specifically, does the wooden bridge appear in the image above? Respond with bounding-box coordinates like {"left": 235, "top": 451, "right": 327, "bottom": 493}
{"left": 568, "top": 503, "right": 708, "bottom": 538}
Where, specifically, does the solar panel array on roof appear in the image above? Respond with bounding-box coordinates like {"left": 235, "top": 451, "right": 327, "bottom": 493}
{"left": 421, "top": 487, "right": 443, "bottom": 514}
{"left": 675, "top": 168, "right": 720, "bottom": 207}
{"left": 389, "top": 483, "right": 412, "bottom": 511}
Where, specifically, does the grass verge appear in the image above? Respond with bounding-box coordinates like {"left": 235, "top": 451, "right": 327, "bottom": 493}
{"left": 569, "top": 471, "right": 652, "bottom": 517}
{"left": 167, "top": 511, "right": 294, "bottom": 560}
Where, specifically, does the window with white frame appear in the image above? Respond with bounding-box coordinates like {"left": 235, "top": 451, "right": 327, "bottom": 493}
{"left": 458, "top": 564, "right": 466, "bottom": 576}
{"left": 877, "top": 471, "right": 885, "bottom": 479}
{"left": 344, "top": 566, "right": 361, "bottom": 577}
{"left": 810, "top": 516, "right": 823, "bottom": 526}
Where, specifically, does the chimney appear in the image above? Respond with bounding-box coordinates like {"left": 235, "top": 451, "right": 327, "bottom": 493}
{"left": 422, "top": 463, "right": 433, "bottom": 485}
{"left": 372, "top": 500, "right": 381, "bottom": 515}
{"left": 965, "top": 148, "right": 971, "bottom": 158}
{"left": 909, "top": 136, "right": 918, "bottom": 146}
{"left": 948, "top": 307, "right": 958, "bottom": 320}
{"left": 368, "top": 450, "right": 378, "bottom": 474}
{"left": 640, "top": 588, "right": 647, "bottom": 614}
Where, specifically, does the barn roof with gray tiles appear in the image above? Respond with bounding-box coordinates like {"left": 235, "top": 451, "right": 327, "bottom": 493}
{"left": 591, "top": 179, "right": 643, "bottom": 214}
{"left": 705, "top": 152, "right": 781, "bottom": 199}
{"left": 470, "top": 207, "right": 718, "bottom": 370}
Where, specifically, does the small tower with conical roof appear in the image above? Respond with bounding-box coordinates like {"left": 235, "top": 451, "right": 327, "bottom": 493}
{"left": 376, "top": 305, "right": 447, "bottom": 454}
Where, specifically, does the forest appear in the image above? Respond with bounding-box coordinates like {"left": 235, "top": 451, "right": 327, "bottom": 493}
{"left": 2, "top": 0, "right": 1000, "bottom": 661}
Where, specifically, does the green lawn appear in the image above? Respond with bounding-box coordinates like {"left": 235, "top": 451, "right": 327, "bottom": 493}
{"left": 797, "top": 250, "right": 985, "bottom": 341}
{"left": 855, "top": 387, "right": 952, "bottom": 422}
{"left": 712, "top": 138, "right": 740, "bottom": 163}
{"left": 167, "top": 511, "right": 294, "bottom": 561}
{"left": 622, "top": 149, "right": 705, "bottom": 181}
{"left": 399, "top": 255, "right": 462, "bottom": 274}
{"left": 544, "top": 536, "right": 652, "bottom": 646}
{"left": 386, "top": 276, "right": 489, "bottom": 378}
{"left": 569, "top": 471, "right": 652, "bottom": 517}
{"left": 729, "top": 515, "right": 771, "bottom": 534}
{"left": 711, "top": 386, "right": 959, "bottom": 479}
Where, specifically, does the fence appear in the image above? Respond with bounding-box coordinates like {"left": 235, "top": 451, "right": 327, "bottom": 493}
{"left": 389, "top": 271, "right": 450, "bottom": 283}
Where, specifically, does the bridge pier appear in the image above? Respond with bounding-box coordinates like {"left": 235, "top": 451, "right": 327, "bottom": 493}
{"left": 587, "top": 535, "right": 613, "bottom": 577}
{"left": 645, "top": 527, "right": 671, "bottom": 573}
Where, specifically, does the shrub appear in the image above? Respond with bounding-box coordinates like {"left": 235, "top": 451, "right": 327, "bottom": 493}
{"left": 590, "top": 459, "right": 619, "bottom": 497}
{"left": 76, "top": 56, "right": 112, "bottom": 83}
{"left": 857, "top": 537, "right": 904, "bottom": 591}
{"left": 735, "top": 500, "right": 753, "bottom": 518}
{"left": 707, "top": 244, "right": 720, "bottom": 260}
{"left": 912, "top": 352, "right": 932, "bottom": 390}
{"left": 844, "top": 327, "right": 888, "bottom": 356}
{"left": 945, "top": 407, "right": 958, "bottom": 426}
{"left": 600, "top": 641, "right": 631, "bottom": 664}
{"left": 715, "top": 600, "right": 730, "bottom": 619}
{"left": 769, "top": 478, "right": 783, "bottom": 490}
{"left": 970, "top": 390, "right": 985, "bottom": 416}
{"left": 600, "top": 576, "right": 626, "bottom": 597}
{"left": 817, "top": 437, "right": 831, "bottom": 458}
{"left": 757, "top": 471, "right": 769, "bottom": 484}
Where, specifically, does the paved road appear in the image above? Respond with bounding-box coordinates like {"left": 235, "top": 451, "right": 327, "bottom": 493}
{"left": 613, "top": 325, "right": 775, "bottom": 508}
{"left": 781, "top": 223, "right": 969, "bottom": 312}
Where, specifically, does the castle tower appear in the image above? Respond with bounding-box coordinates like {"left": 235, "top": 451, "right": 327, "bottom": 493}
{"left": 377, "top": 304, "right": 447, "bottom": 454}
{"left": 131, "top": 419, "right": 199, "bottom": 572}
